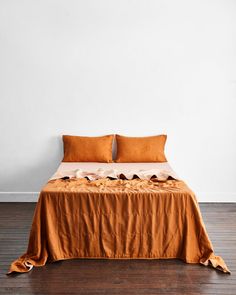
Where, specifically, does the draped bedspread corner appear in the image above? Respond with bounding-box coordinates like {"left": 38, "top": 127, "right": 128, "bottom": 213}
{"left": 200, "top": 254, "right": 230, "bottom": 274}
{"left": 8, "top": 192, "right": 49, "bottom": 274}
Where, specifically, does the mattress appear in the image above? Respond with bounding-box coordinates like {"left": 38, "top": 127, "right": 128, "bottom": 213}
{"left": 8, "top": 162, "right": 230, "bottom": 274}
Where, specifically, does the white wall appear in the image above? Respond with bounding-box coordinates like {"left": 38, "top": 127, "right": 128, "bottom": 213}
{"left": 0, "top": 0, "right": 236, "bottom": 202}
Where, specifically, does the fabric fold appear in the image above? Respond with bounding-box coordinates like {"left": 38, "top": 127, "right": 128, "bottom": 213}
{"left": 200, "top": 254, "right": 230, "bottom": 274}
{"left": 51, "top": 168, "right": 179, "bottom": 182}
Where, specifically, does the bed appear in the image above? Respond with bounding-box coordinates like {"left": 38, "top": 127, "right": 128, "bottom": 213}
{"left": 8, "top": 161, "right": 230, "bottom": 274}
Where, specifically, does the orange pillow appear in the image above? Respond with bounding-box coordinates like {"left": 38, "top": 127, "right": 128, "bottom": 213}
{"left": 115, "top": 134, "right": 167, "bottom": 163}
{"left": 62, "top": 135, "right": 113, "bottom": 162}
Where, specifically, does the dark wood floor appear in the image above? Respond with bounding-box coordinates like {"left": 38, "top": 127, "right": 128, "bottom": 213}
{"left": 0, "top": 203, "right": 235, "bottom": 295}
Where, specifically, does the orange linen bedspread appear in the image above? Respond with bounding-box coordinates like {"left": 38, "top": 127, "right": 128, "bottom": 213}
{"left": 8, "top": 178, "right": 230, "bottom": 274}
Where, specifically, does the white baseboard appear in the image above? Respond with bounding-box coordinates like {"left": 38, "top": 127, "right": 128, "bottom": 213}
{"left": 0, "top": 191, "right": 235, "bottom": 202}
{"left": 196, "top": 192, "right": 236, "bottom": 203}
{"left": 0, "top": 192, "right": 39, "bottom": 202}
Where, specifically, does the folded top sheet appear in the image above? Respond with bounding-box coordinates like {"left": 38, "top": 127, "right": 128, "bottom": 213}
{"left": 51, "top": 162, "right": 179, "bottom": 181}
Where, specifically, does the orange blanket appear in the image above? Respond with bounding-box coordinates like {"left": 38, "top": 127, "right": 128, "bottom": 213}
{"left": 8, "top": 178, "right": 230, "bottom": 274}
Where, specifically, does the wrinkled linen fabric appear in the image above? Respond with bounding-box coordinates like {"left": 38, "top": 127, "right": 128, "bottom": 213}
{"left": 51, "top": 168, "right": 178, "bottom": 181}
{"left": 50, "top": 162, "right": 179, "bottom": 181}
{"left": 8, "top": 177, "right": 230, "bottom": 274}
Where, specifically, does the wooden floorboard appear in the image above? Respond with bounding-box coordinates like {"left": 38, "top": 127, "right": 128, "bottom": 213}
{"left": 0, "top": 202, "right": 235, "bottom": 295}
